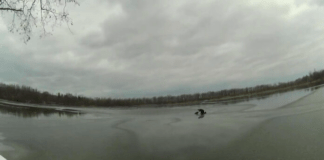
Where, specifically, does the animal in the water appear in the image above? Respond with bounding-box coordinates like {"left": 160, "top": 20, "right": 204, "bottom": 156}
{"left": 195, "top": 109, "right": 207, "bottom": 115}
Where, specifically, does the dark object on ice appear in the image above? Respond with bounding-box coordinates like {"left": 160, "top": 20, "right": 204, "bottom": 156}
{"left": 195, "top": 109, "right": 206, "bottom": 119}
{"left": 195, "top": 109, "right": 206, "bottom": 115}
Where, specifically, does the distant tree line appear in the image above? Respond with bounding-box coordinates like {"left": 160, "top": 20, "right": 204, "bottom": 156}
{"left": 0, "top": 69, "right": 324, "bottom": 107}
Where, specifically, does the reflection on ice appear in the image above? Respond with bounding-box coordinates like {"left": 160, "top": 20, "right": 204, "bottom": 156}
{"left": 243, "top": 89, "right": 312, "bottom": 111}
{"left": 198, "top": 115, "right": 205, "bottom": 119}
{"left": 0, "top": 103, "right": 83, "bottom": 118}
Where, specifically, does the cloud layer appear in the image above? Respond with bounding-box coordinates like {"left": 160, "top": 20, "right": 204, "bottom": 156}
{"left": 1, "top": 0, "right": 324, "bottom": 98}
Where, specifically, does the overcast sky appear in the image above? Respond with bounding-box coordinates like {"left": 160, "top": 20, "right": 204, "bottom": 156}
{"left": 0, "top": 0, "right": 324, "bottom": 98}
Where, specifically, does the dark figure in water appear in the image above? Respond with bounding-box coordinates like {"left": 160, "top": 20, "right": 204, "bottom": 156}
{"left": 195, "top": 109, "right": 207, "bottom": 115}
{"left": 195, "top": 109, "right": 206, "bottom": 119}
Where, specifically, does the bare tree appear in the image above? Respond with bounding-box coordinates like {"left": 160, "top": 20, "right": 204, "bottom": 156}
{"left": 0, "top": 0, "right": 79, "bottom": 43}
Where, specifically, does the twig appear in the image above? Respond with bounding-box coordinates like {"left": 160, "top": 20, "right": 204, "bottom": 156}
{"left": 0, "top": 8, "right": 22, "bottom": 11}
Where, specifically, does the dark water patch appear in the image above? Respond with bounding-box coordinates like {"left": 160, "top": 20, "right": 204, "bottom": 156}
{"left": 0, "top": 104, "right": 83, "bottom": 118}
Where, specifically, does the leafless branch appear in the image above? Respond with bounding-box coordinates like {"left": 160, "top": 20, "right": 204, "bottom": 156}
{"left": 0, "top": 0, "right": 79, "bottom": 43}
{"left": 0, "top": 7, "right": 22, "bottom": 11}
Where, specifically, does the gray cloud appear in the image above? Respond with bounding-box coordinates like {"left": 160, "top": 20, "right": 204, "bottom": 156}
{"left": 1, "top": 0, "right": 324, "bottom": 98}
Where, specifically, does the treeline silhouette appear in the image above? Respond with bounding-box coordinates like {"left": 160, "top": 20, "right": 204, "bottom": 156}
{"left": 0, "top": 69, "right": 324, "bottom": 107}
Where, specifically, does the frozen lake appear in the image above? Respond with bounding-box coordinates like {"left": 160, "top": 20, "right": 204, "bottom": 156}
{"left": 0, "top": 86, "right": 323, "bottom": 160}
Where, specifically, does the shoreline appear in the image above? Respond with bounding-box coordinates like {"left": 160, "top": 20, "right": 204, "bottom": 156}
{"left": 0, "top": 83, "right": 323, "bottom": 110}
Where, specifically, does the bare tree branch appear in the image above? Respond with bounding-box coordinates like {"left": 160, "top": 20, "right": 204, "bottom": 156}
{"left": 0, "top": 0, "right": 79, "bottom": 43}
{"left": 0, "top": 7, "right": 22, "bottom": 11}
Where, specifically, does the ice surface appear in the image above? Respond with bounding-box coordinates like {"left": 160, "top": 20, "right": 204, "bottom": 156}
{"left": 0, "top": 87, "right": 323, "bottom": 160}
